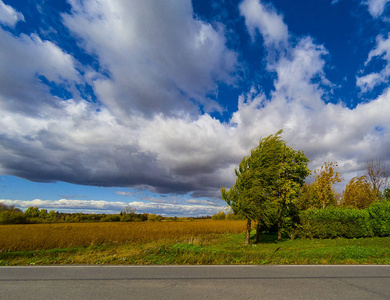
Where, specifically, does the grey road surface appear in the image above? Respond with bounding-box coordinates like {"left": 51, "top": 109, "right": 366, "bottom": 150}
{"left": 1, "top": 265, "right": 390, "bottom": 300}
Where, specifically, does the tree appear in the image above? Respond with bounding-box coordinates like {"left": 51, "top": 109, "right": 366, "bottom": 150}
{"left": 343, "top": 176, "right": 377, "bottom": 209}
{"left": 274, "top": 145, "right": 310, "bottom": 240}
{"left": 24, "top": 206, "right": 40, "bottom": 218}
{"left": 364, "top": 158, "right": 389, "bottom": 197}
{"left": 384, "top": 188, "right": 390, "bottom": 201}
{"left": 0, "top": 203, "right": 22, "bottom": 213}
{"left": 221, "top": 130, "right": 309, "bottom": 244}
{"left": 222, "top": 132, "right": 283, "bottom": 245}
{"left": 211, "top": 211, "right": 226, "bottom": 220}
{"left": 296, "top": 183, "right": 317, "bottom": 211}
{"left": 0, "top": 204, "right": 25, "bottom": 224}
{"left": 120, "top": 205, "right": 136, "bottom": 215}
{"left": 313, "top": 162, "right": 343, "bottom": 208}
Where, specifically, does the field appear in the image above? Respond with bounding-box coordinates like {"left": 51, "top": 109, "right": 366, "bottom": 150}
{"left": 0, "top": 220, "right": 247, "bottom": 251}
{"left": 1, "top": 220, "right": 390, "bottom": 265}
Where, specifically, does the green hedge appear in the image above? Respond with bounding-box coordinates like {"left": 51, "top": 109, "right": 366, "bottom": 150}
{"left": 300, "top": 207, "right": 373, "bottom": 239}
{"left": 300, "top": 201, "right": 390, "bottom": 239}
{"left": 367, "top": 201, "right": 390, "bottom": 236}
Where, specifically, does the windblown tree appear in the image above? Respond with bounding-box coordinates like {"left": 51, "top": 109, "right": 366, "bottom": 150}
{"left": 221, "top": 130, "right": 310, "bottom": 244}
{"left": 274, "top": 145, "right": 310, "bottom": 240}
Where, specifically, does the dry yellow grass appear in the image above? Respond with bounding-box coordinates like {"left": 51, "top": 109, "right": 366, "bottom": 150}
{"left": 0, "top": 220, "right": 247, "bottom": 252}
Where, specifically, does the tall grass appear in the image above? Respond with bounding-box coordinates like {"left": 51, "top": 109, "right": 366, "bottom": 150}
{"left": 0, "top": 220, "right": 247, "bottom": 252}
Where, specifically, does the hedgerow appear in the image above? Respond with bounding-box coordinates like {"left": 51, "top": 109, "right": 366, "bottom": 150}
{"left": 300, "top": 206, "right": 373, "bottom": 239}
{"left": 367, "top": 201, "right": 390, "bottom": 236}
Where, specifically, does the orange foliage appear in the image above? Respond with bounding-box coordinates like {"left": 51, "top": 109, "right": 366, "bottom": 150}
{"left": 343, "top": 176, "right": 377, "bottom": 209}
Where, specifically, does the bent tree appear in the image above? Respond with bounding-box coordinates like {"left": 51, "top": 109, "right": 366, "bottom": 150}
{"left": 274, "top": 145, "right": 310, "bottom": 240}
{"left": 221, "top": 130, "right": 310, "bottom": 244}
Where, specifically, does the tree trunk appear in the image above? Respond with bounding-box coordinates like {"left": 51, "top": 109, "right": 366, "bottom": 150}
{"left": 255, "top": 222, "right": 261, "bottom": 244}
{"left": 245, "top": 218, "right": 251, "bottom": 245}
{"left": 277, "top": 212, "right": 282, "bottom": 241}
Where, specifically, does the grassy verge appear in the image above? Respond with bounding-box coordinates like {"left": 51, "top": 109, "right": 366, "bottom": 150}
{"left": 1, "top": 232, "right": 389, "bottom": 265}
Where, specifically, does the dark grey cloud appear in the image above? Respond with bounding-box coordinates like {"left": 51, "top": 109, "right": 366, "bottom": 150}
{"left": 1, "top": 0, "right": 390, "bottom": 205}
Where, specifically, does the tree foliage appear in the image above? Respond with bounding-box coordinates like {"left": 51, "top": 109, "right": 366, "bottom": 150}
{"left": 310, "top": 162, "right": 343, "bottom": 209}
{"left": 274, "top": 145, "right": 310, "bottom": 240}
{"left": 296, "top": 183, "right": 317, "bottom": 211}
{"left": 222, "top": 130, "right": 310, "bottom": 244}
{"left": 222, "top": 131, "right": 284, "bottom": 244}
{"left": 343, "top": 175, "right": 377, "bottom": 209}
{"left": 300, "top": 207, "right": 373, "bottom": 239}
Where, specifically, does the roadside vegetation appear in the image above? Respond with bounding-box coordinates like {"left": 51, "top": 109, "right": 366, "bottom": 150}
{"left": 221, "top": 130, "right": 390, "bottom": 244}
{"left": 1, "top": 229, "right": 389, "bottom": 265}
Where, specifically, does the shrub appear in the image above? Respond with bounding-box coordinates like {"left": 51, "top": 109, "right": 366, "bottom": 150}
{"left": 147, "top": 214, "right": 163, "bottom": 222}
{"left": 211, "top": 211, "right": 226, "bottom": 220}
{"left": 100, "top": 215, "right": 121, "bottom": 222}
{"left": 367, "top": 201, "right": 390, "bottom": 236}
{"left": 225, "top": 213, "right": 245, "bottom": 220}
{"left": 300, "top": 207, "right": 372, "bottom": 239}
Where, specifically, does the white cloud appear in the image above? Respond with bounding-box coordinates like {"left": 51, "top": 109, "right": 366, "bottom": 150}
{"left": 126, "top": 201, "right": 226, "bottom": 216}
{"left": 239, "top": 0, "right": 288, "bottom": 47}
{"left": 234, "top": 0, "right": 390, "bottom": 187}
{"left": 0, "top": 199, "right": 127, "bottom": 212}
{"left": 62, "top": 0, "right": 238, "bottom": 118}
{"left": 0, "top": 197, "right": 227, "bottom": 216}
{"left": 0, "top": 198, "right": 226, "bottom": 216}
{"left": 0, "top": 29, "right": 80, "bottom": 116}
{"left": 357, "top": 34, "right": 390, "bottom": 92}
{"left": 186, "top": 199, "right": 222, "bottom": 207}
{"left": 364, "top": 0, "right": 390, "bottom": 18}
{"left": 0, "top": 0, "right": 24, "bottom": 27}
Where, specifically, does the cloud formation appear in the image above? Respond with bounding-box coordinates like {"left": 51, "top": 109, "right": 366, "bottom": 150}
{"left": 0, "top": 1, "right": 24, "bottom": 27}
{"left": 1, "top": 0, "right": 390, "bottom": 215}
{"left": 239, "top": 0, "right": 288, "bottom": 47}
{"left": 0, "top": 199, "right": 226, "bottom": 216}
{"left": 63, "top": 0, "right": 238, "bottom": 118}
{"left": 0, "top": 198, "right": 127, "bottom": 213}
{"left": 365, "top": 0, "right": 390, "bottom": 18}
{"left": 357, "top": 34, "right": 390, "bottom": 92}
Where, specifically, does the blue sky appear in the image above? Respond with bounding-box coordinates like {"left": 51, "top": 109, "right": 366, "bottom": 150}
{"left": 0, "top": 0, "right": 389, "bottom": 216}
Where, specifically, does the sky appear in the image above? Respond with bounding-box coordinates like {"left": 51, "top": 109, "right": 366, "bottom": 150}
{"left": 0, "top": 0, "right": 390, "bottom": 216}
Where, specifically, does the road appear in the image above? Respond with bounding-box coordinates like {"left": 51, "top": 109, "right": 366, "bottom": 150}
{"left": 1, "top": 265, "right": 390, "bottom": 299}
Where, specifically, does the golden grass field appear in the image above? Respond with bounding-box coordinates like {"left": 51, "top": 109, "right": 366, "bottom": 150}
{"left": 0, "top": 220, "right": 247, "bottom": 252}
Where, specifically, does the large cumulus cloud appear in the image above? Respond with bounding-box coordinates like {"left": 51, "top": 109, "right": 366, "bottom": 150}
{"left": 1, "top": 0, "right": 390, "bottom": 207}
{"left": 62, "top": 0, "right": 238, "bottom": 118}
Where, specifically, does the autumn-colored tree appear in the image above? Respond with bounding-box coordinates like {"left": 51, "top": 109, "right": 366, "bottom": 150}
{"left": 342, "top": 176, "right": 377, "bottom": 209}
{"left": 313, "top": 162, "right": 343, "bottom": 208}
{"left": 298, "top": 162, "right": 343, "bottom": 209}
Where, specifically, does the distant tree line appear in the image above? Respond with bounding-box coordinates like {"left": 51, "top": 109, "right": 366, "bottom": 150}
{"left": 0, "top": 204, "right": 207, "bottom": 225}
{"left": 221, "top": 130, "right": 390, "bottom": 244}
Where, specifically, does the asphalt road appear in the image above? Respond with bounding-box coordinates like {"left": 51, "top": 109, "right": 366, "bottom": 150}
{"left": 1, "top": 265, "right": 390, "bottom": 300}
